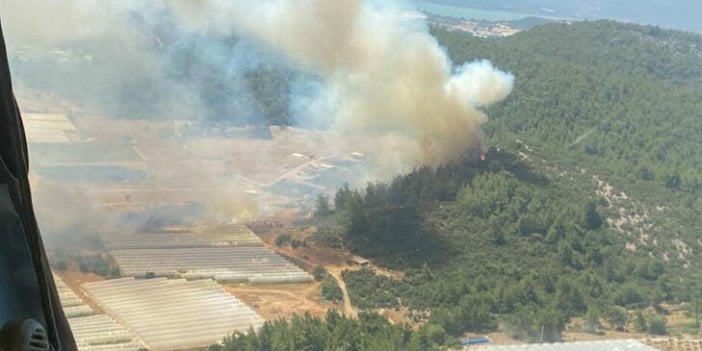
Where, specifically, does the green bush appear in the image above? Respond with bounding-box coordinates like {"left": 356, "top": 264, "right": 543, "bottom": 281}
{"left": 607, "top": 306, "right": 628, "bottom": 331}
{"left": 275, "top": 234, "right": 292, "bottom": 247}
{"left": 321, "top": 278, "right": 343, "bottom": 302}
{"left": 634, "top": 310, "right": 648, "bottom": 332}
{"left": 584, "top": 308, "right": 601, "bottom": 334}
{"left": 312, "top": 224, "right": 343, "bottom": 248}
{"left": 648, "top": 316, "right": 668, "bottom": 335}
{"left": 312, "top": 266, "right": 329, "bottom": 281}
{"left": 214, "top": 311, "right": 446, "bottom": 350}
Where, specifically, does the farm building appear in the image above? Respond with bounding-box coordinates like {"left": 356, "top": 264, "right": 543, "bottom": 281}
{"left": 348, "top": 255, "right": 369, "bottom": 267}
{"left": 472, "top": 339, "right": 660, "bottom": 350}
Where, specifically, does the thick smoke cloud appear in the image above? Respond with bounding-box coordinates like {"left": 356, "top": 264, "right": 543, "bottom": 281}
{"left": 170, "top": 0, "right": 514, "bottom": 176}
{"left": 2, "top": 0, "right": 513, "bottom": 176}
{"left": 0, "top": 0, "right": 294, "bottom": 123}
{"left": 1, "top": 0, "right": 514, "bottom": 247}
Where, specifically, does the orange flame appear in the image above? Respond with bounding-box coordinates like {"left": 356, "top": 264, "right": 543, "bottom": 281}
{"left": 480, "top": 153, "right": 486, "bottom": 162}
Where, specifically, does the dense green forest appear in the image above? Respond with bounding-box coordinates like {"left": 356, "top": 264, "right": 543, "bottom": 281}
{"left": 317, "top": 150, "right": 690, "bottom": 342}
{"left": 216, "top": 20, "right": 702, "bottom": 348}
{"left": 207, "top": 311, "right": 452, "bottom": 351}
{"left": 316, "top": 21, "right": 701, "bottom": 341}
{"left": 434, "top": 21, "right": 702, "bottom": 252}
{"left": 435, "top": 21, "right": 702, "bottom": 191}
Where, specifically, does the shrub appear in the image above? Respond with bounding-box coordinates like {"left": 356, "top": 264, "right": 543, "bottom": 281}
{"left": 275, "top": 234, "right": 292, "bottom": 247}
{"left": 607, "top": 306, "right": 628, "bottom": 331}
{"left": 634, "top": 310, "right": 647, "bottom": 332}
{"left": 648, "top": 316, "right": 668, "bottom": 335}
{"left": 584, "top": 308, "right": 601, "bottom": 334}
{"left": 313, "top": 224, "right": 343, "bottom": 248}
{"left": 321, "top": 278, "right": 343, "bottom": 302}
{"left": 312, "top": 266, "right": 329, "bottom": 281}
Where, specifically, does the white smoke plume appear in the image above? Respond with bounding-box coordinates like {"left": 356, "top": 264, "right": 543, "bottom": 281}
{"left": 170, "top": 0, "right": 514, "bottom": 176}
{"left": 1, "top": 0, "right": 513, "bottom": 178}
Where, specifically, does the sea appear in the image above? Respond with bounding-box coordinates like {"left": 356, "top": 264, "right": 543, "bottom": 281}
{"left": 411, "top": 1, "right": 533, "bottom": 21}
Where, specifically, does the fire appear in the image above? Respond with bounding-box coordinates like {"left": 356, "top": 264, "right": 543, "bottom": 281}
{"left": 480, "top": 153, "right": 486, "bottom": 162}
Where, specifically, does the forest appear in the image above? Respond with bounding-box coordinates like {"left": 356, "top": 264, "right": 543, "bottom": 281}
{"left": 315, "top": 150, "right": 681, "bottom": 342}
{"left": 206, "top": 311, "right": 451, "bottom": 351}
{"left": 215, "top": 20, "right": 702, "bottom": 348}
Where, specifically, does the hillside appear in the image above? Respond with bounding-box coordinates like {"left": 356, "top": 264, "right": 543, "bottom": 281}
{"left": 435, "top": 21, "right": 702, "bottom": 264}
{"left": 304, "top": 21, "right": 702, "bottom": 343}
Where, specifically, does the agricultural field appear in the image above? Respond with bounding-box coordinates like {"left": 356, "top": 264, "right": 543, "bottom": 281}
{"left": 103, "top": 224, "right": 313, "bottom": 283}
{"left": 53, "top": 274, "right": 140, "bottom": 351}
{"left": 82, "top": 277, "right": 264, "bottom": 351}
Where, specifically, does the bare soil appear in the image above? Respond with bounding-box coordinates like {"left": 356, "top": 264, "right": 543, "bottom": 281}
{"left": 225, "top": 283, "right": 337, "bottom": 321}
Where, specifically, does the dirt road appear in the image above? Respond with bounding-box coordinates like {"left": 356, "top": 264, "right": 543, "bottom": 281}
{"left": 327, "top": 266, "right": 357, "bottom": 318}
{"left": 265, "top": 155, "right": 335, "bottom": 188}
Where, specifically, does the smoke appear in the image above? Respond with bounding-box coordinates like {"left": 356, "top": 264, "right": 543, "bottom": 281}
{"left": 0, "top": 0, "right": 296, "bottom": 122}
{"left": 449, "top": 60, "right": 515, "bottom": 108}
{"left": 4, "top": 0, "right": 514, "bottom": 219}
{"left": 2, "top": 0, "right": 513, "bottom": 177}
{"left": 29, "top": 177, "right": 112, "bottom": 250}
{"left": 169, "top": 0, "right": 514, "bottom": 177}
{"left": 1, "top": 0, "right": 271, "bottom": 235}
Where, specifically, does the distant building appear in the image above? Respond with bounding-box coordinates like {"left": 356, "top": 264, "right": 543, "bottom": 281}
{"left": 472, "top": 339, "right": 660, "bottom": 351}
{"left": 348, "top": 255, "right": 370, "bottom": 267}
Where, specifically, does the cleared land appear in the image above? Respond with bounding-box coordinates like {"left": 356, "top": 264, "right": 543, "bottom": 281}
{"left": 226, "top": 283, "right": 334, "bottom": 321}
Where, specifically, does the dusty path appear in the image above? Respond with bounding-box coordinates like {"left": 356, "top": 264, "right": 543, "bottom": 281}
{"left": 327, "top": 266, "right": 358, "bottom": 318}
{"left": 266, "top": 156, "right": 334, "bottom": 187}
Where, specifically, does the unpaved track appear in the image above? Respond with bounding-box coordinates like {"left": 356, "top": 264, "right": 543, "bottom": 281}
{"left": 327, "top": 266, "right": 358, "bottom": 318}
{"left": 266, "top": 156, "right": 335, "bottom": 187}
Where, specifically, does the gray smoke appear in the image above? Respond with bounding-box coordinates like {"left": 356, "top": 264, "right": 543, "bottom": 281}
{"left": 2, "top": 0, "right": 514, "bottom": 237}
{"left": 169, "top": 0, "right": 514, "bottom": 177}
{"left": 1, "top": 0, "right": 513, "bottom": 176}
{"left": 0, "top": 0, "right": 295, "bottom": 123}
